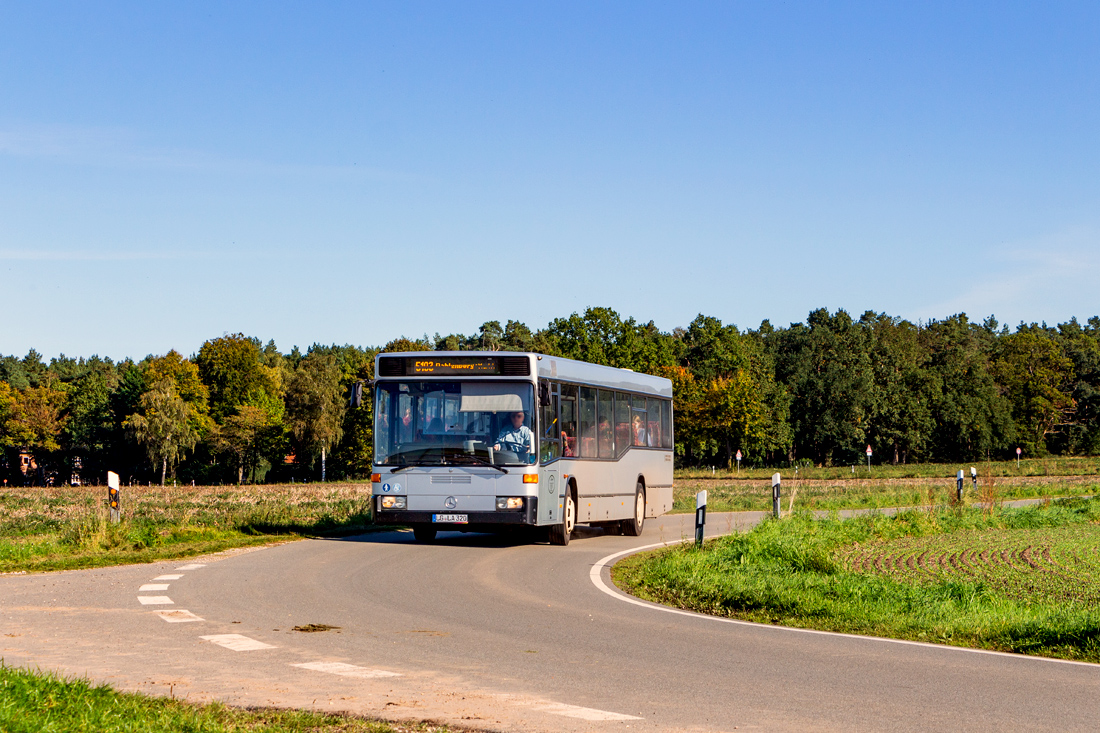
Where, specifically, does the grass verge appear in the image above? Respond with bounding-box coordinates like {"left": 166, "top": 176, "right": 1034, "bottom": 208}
{"left": 0, "top": 483, "right": 377, "bottom": 574}
{"left": 0, "top": 663, "right": 453, "bottom": 733}
{"left": 613, "top": 497, "right": 1100, "bottom": 662}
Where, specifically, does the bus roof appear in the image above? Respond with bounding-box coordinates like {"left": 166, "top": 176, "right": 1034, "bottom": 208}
{"left": 375, "top": 351, "right": 673, "bottom": 399}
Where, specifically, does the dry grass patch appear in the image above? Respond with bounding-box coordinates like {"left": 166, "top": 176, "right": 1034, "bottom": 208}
{"left": 0, "top": 483, "right": 375, "bottom": 573}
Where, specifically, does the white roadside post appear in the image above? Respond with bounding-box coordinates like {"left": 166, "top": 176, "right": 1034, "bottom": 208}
{"left": 971, "top": 466, "right": 978, "bottom": 494}
{"left": 956, "top": 469, "right": 964, "bottom": 503}
{"left": 107, "top": 471, "right": 121, "bottom": 524}
{"left": 772, "top": 472, "right": 781, "bottom": 519}
{"left": 695, "top": 490, "right": 707, "bottom": 547}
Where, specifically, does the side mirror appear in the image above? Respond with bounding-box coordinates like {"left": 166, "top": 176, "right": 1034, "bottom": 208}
{"left": 349, "top": 382, "right": 365, "bottom": 408}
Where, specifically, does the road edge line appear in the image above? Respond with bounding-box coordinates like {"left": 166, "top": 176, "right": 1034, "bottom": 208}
{"left": 589, "top": 539, "right": 1100, "bottom": 669}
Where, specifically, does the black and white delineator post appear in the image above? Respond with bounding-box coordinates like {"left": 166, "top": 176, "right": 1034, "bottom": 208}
{"left": 772, "top": 472, "right": 781, "bottom": 519}
{"left": 695, "top": 490, "right": 707, "bottom": 547}
{"left": 107, "top": 471, "right": 121, "bottom": 524}
{"left": 970, "top": 466, "right": 977, "bottom": 493}
{"left": 956, "top": 469, "right": 964, "bottom": 503}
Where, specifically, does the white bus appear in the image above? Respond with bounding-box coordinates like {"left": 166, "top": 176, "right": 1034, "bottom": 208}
{"left": 371, "top": 352, "right": 674, "bottom": 545}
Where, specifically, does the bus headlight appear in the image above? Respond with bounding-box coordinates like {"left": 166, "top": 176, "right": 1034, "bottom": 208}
{"left": 380, "top": 496, "right": 406, "bottom": 510}
{"left": 496, "top": 497, "right": 524, "bottom": 510}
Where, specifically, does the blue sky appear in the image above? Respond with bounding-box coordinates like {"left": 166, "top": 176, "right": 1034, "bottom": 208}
{"left": 2, "top": 2, "right": 1098, "bottom": 360}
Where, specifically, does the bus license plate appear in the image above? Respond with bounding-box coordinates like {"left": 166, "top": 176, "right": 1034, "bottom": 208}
{"left": 433, "top": 513, "right": 468, "bottom": 524}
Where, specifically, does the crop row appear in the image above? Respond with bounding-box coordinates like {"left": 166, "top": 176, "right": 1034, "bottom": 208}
{"left": 840, "top": 525, "right": 1100, "bottom": 606}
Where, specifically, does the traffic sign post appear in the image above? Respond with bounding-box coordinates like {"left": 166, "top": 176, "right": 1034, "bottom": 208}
{"left": 695, "top": 490, "right": 707, "bottom": 547}
{"left": 107, "top": 471, "right": 121, "bottom": 524}
{"left": 771, "top": 473, "right": 781, "bottom": 519}
{"left": 735, "top": 449, "right": 742, "bottom": 474}
{"left": 1016, "top": 447, "right": 1021, "bottom": 467}
{"left": 865, "top": 445, "right": 872, "bottom": 473}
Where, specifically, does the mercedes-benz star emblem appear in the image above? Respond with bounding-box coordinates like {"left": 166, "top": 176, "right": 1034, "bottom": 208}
{"left": 444, "top": 496, "right": 457, "bottom": 509}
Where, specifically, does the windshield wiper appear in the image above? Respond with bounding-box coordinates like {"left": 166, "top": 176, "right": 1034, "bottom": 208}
{"left": 446, "top": 452, "right": 508, "bottom": 473}
{"left": 388, "top": 453, "right": 442, "bottom": 473}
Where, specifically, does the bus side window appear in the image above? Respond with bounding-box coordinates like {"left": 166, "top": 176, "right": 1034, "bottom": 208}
{"left": 614, "top": 392, "right": 631, "bottom": 456}
{"left": 578, "top": 387, "right": 597, "bottom": 458}
{"left": 560, "top": 384, "right": 578, "bottom": 457}
{"left": 597, "top": 389, "right": 614, "bottom": 458}
{"left": 661, "top": 399, "right": 673, "bottom": 448}
{"left": 646, "top": 397, "right": 660, "bottom": 447}
{"left": 540, "top": 383, "right": 560, "bottom": 463}
{"left": 375, "top": 388, "right": 391, "bottom": 462}
{"left": 632, "top": 395, "right": 647, "bottom": 446}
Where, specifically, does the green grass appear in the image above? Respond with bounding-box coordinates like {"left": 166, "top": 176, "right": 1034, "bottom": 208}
{"left": 0, "top": 483, "right": 377, "bottom": 574}
{"left": 614, "top": 497, "right": 1100, "bottom": 661}
{"left": 0, "top": 663, "right": 451, "bottom": 733}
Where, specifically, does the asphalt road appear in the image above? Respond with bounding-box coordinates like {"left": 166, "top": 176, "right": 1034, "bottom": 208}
{"left": 2, "top": 512, "right": 1098, "bottom": 732}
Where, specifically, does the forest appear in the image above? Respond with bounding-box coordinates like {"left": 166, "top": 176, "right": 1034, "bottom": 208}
{"left": 2, "top": 307, "right": 1098, "bottom": 486}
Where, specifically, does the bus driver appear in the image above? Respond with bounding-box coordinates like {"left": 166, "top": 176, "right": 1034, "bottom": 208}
{"left": 495, "top": 411, "right": 535, "bottom": 462}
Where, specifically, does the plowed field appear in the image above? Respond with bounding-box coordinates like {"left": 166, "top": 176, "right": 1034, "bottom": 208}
{"left": 840, "top": 525, "right": 1100, "bottom": 606}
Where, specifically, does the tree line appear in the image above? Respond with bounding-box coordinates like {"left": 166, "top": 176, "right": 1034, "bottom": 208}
{"left": 2, "top": 307, "right": 1098, "bottom": 485}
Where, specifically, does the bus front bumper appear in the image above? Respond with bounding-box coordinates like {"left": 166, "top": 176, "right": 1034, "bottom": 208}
{"left": 375, "top": 498, "right": 538, "bottom": 528}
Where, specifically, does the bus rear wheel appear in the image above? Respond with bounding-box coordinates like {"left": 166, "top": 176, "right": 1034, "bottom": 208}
{"left": 548, "top": 492, "right": 575, "bottom": 546}
{"left": 413, "top": 526, "right": 437, "bottom": 543}
{"left": 622, "top": 482, "right": 645, "bottom": 536}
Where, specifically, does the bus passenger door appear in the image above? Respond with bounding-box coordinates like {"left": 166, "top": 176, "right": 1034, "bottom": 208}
{"left": 538, "top": 465, "right": 560, "bottom": 525}
{"left": 536, "top": 382, "right": 562, "bottom": 526}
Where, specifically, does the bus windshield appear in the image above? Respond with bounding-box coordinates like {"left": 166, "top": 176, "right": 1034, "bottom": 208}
{"left": 374, "top": 381, "right": 536, "bottom": 467}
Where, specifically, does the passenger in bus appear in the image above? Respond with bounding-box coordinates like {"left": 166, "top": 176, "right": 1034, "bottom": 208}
{"left": 495, "top": 411, "right": 535, "bottom": 461}
{"left": 422, "top": 416, "right": 445, "bottom": 443}
{"left": 598, "top": 417, "right": 614, "bottom": 454}
{"left": 398, "top": 406, "right": 414, "bottom": 442}
{"left": 632, "top": 414, "right": 647, "bottom": 446}
{"left": 561, "top": 430, "right": 576, "bottom": 457}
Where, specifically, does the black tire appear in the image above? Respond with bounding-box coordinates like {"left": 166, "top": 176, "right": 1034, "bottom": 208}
{"left": 622, "top": 482, "right": 645, "bottom": 536}
{"left": 413, "top": 526, "right": 437, "bottom": 543}
{"left": 548, "top": 490, "right": 575, "bottom": 546}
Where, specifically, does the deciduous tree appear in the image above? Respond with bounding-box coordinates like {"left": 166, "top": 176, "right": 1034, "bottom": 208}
{"left": 124, "top": 380, "right": 200, "bottom": 486}
{"left": 195, "top": 334, "right": 282, "bottom": 421}
{"left": 285, "top": 352, "right": 346, "bottom": 479}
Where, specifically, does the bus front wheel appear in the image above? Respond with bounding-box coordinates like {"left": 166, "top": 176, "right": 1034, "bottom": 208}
{"left": 622, "top": 483, "right": 645, "bottom": 536}
{"left": 413, "top": 526, "right": 437, "bottom": 543}
{"left": 548, "top": 492, "right": 575, "bottom": 546}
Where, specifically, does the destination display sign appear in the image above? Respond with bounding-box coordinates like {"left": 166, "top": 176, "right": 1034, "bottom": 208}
{"left": 408, "top": 357, "right": 500, "bottom": 375}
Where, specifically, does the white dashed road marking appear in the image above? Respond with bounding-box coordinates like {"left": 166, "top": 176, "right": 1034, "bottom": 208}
{"left": 200, "top": 634, "right": 275, "bottom": 651}
{"left": 137, "top": 596, "right": 173, "bottom": 605}
{"left": 176, "top": 564, "right": 206, "bottom": 571}
{"left": 139, "top": 584, "right": 170, "bottom": 591}
{"left": 292, "top": 661, "right": 402, "bottom": 679}
{"left": 533, "top": 702, "right": 642, "bottom": 722}
{"left": 154, "top": 574, "right": 183, "bottom": 580}
{"left": 155, "top": 609, "right": 204, "bottom": 623}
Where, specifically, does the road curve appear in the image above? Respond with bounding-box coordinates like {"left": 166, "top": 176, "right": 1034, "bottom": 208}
{"left": 2, "top": 512, "right": 1098, "bottom": 732}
